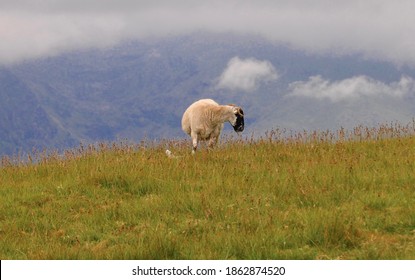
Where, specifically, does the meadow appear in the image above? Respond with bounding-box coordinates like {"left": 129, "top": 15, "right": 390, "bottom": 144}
{"left": 0, "top": 123, "right": 414, "bottom": 259}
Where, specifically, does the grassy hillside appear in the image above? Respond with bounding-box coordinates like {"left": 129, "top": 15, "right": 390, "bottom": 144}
{"left": 1, "top": 124, "right": 415, "bottom": 259}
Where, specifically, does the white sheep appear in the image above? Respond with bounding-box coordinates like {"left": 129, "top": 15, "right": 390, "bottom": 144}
{"left": 181, "top": 99, "right": 244, "bottom": 153}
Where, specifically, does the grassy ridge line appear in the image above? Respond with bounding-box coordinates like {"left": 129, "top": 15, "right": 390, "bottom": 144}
{"left": 0, "top": 127, "right": 415, "bottom": 259}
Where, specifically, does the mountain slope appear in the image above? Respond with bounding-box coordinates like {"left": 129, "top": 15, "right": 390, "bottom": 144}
{"left": 2, "top": 33, "right": 415, "bottom": 156}
{"left": 0, "top": 69, "right": 77, "bottom": 155}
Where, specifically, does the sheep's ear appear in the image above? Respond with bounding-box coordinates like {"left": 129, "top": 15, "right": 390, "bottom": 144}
{"left": 232, "top": 107, "right": 244, "bottom": 116}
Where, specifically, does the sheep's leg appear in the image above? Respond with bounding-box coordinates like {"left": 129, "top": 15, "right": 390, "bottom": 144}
{"left": 191, "top": 131, "right": 198, "bottom": 154}
{"left": 208, "top": 127, "right": 221, "bottom": 150}
{"left": 208, "top": 137, "right": 218, "bottom": 150}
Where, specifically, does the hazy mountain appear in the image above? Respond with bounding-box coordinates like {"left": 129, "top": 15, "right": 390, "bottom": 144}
{"left": 2, "top": 33, "right": 415, "bottom": 156}
{"left": 0, "top": 69, "right": 77, "bottom": 155}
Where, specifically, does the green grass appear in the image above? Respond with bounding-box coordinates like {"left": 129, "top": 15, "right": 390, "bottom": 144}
{"left": 1, "top": 125, "right": 415, "bottom": 259}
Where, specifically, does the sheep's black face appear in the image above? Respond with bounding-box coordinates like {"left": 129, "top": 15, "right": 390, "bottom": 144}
{"left": 233, "top": 108, "right": 244, "bottom": 132}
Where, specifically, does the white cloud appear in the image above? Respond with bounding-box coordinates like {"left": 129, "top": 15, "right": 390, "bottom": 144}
{"left": 288, "top": 75, "right": 415, "bottom": 102}
{"left": 217, "top": 57, "right": 278, "bottom": 92}
{"left": 0, "top": 11, "right": 127, "bottom": 64}
{"left": 2, "top": 1, "right": 415, "bottom": 65}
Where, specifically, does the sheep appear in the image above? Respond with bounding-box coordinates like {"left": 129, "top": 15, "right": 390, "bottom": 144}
{"left": 181, "top": 99, "right": 244, "bottom": 153}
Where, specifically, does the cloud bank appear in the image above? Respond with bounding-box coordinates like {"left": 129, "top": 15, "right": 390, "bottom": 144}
{"left": 217, "top": 57, "right": 278, "bottom": 92}
{"left": 2, "top": 1, "right": 415, "bottom": 65}
{"left": 288, "top": 75, "right": 415, "bottom": 102}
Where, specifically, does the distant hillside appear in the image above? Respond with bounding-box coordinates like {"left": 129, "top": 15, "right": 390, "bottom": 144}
{"left": 2, "top": 32, "right": 415, "bottom": 156}
{"left": 0, "top": 69, "right": 77, "bottom": 155}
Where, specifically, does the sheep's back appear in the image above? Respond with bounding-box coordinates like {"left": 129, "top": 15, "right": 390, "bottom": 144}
{"left": 181, "top": 99, "right": 219, "bottom": 135}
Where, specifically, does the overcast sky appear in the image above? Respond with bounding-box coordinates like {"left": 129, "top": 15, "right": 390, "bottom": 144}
{"left": 2, "top": 0, "right": 415, "bottom": 66}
